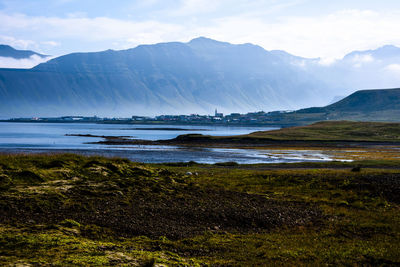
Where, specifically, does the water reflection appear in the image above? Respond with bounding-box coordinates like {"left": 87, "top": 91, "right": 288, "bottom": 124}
{"left": 0, "top": 122, "right": 351, "bottom": 164}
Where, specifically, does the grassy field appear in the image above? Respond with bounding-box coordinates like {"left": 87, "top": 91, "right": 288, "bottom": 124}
{"left": 172, "top": 121, "right": 400, "bottom": 143}
{"left": 0, "top": 154, "right": 399, "bottom": 266}
{"left": 246, "top": 121, "right": 400, "bottom": 141}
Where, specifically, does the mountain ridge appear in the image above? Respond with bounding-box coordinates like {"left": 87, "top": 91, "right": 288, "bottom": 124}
{"left": 0, "top": 45, "right": 47, "bottom": 59}
{"left": 0, "top": 38, "right": 330, "bottom": 117}
{"left": 0, "top": 38, "right": 400, "bottom": 118}
{"left": 324, "top": 88, "right": 400, "bottom": 112}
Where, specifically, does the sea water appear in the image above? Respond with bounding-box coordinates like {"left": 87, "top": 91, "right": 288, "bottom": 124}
{"left": 0, "top": 122, "right": 345, "bottom": 164}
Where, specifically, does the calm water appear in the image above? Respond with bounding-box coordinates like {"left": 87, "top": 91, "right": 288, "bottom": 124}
{"left": 0, "top": 122, "right": 345, "bottom": 164}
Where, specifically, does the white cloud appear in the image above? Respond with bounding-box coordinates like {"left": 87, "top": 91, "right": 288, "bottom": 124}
{"left": 169, "top": 0, "right": 220, "bottom": 16}
{"left": 66, "top": 12, "right": 88, "bottom": 18}
{"left": 0, "top": 55, "right": 53, "bottom": 68}
{"left": 351, "top": 54, "right": 374, "bottom": 63}
{"left": 191, "top": 9, "right": 400, "bottom": 59}
{"left": 0, "top": 12, "right": 185, "bottom": 49}
{"left": 350, "top": 54, "right": 374, "bottom": 68}
{"left": 0, "top": 8, "right": 400, "bottom": 58}
{"left": 0, "top": 35, "right": 36, "bottom": 50}
{"left": 41, "top": 40, "right": 60, "bottom": 47}
{"left": 318, "top": 57, "right": 337, "bottom": 66}
{"left": 385, "top": 63, "right": 400, "bottom": 74}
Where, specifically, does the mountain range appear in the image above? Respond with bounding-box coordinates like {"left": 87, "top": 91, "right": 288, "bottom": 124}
{"left": 0, "top": 37, "right": 399, "bottom": 117}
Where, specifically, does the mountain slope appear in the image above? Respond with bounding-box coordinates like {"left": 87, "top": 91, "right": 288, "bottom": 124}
{"left": 325, "top": 88, "right": 400, "bottom": 112}
{"left": 0, "top": 38, "right": 330, "bottom": 117}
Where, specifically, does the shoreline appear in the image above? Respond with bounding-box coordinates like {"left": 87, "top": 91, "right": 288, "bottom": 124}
{"left": 0, "top": 119, "right": 290, "bottom": 128}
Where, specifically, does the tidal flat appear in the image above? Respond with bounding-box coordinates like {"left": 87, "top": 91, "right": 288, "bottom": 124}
{"left": 0, "top": 154, "right": 399, "bottom": 266}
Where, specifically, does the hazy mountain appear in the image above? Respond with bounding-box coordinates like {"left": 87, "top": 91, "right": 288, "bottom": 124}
{"left": 0, "top": 45, "right": 50, "bottom": 69}
{"left": 299, "top": 45, "right": 400, "bottom": 94}
{"left": 0, "top": 37, "right": 331, "bottom": 117}
{"left": 343, "top": 45, "right": 400, "bottom": 60}
{"left": 0, "top": 45, "right": 47, "bottom": 59}
{"left": 0, "top": 38, "right": 399, "bottom": 118}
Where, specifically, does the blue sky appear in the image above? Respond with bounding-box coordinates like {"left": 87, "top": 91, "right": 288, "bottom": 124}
{"left": 1, "top": 0, "right": 400, "bottom": 59}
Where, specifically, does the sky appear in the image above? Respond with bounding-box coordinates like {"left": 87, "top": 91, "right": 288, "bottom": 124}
{"left": 1, "top": 0, "right": 400, "bottom": 62}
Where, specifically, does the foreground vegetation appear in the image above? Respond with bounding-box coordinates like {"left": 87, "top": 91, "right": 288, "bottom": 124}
{"left": 0, "top": 154, "right": 399, "bottom": 266}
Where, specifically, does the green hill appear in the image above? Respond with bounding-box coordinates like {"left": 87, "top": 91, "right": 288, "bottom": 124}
{"left": 324, "top": 88, "right": 400, "bottom": 113}
{"left": 268, "top": 88, "right": 400, "bottom": 125}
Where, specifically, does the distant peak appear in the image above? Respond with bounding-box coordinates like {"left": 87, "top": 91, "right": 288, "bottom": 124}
{"left": 344, "top": 44, "right": 400, "bottom": 59}
{"left": 0, "top": 44, "right": 47, "bottom": 58}
{"left": 188, "top": 37, "right": 223, "bottom": 44}
{"left": 193, "top": 37, "right": 265, "bottom": 51}
{"left": 187, "top": 37, "right": 234, "bottom": 51}
{"left": 376, "top": 44, "right": 400, "bottom": 52}
{"left": 188, "top": 37, "right": 266, "bottom": 49}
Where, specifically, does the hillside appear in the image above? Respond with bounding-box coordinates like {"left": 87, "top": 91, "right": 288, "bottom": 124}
{"left": 261, "top": 88, "right": 400, "bottom": 125}
{"left": 324, "top": 88, "right": 400, "bottom": 113}
{"left": 246, "top": 121, "right": 400, "bottom": 141}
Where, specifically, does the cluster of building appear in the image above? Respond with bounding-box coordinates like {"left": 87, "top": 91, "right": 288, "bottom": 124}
{"left": 7, "top": 109, "right": 293, "bottom": 125}
{"left": 9, "top": 116, "right": 104, "bottom": 122}
{"left": 132, "top": 109, "right": 292, "bottom": 124}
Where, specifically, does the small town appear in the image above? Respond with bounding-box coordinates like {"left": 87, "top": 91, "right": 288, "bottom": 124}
{"left": 5, "top": 109, "right": 293, "bottom": 125}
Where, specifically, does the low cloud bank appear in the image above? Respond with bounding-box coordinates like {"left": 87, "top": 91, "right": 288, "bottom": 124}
{"left": 0, "top": 55, "right": 53, "bottom": 69}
